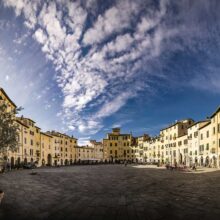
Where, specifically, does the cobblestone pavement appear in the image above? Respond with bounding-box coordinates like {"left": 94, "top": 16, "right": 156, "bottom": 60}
{"left": 0, "top": 165, "right": 220, "bottom": 220}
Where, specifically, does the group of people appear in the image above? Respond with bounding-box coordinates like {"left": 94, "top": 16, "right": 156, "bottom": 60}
{"left": 165, "top": 162, "right": 197, "bottom": 171}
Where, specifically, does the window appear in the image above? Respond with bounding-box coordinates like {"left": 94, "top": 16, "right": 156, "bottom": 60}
{"left": 194, "top": 131, "right": 198, "bottom": 138}
{"left": 200, "top": 134, "right": 203, "bottom": 140}
{"left": 30, "top": 131, "right": 34, "bottom": 135}
{"left": 213, "top": 127, "right": 216, "bottom": 135}
{"left": 184, "top": 148, "right": 188, "bottom": 154}
{"left": 115, "top": 143, "right": 117, "bottom": 147}
{"left": 30, "top": 139, "right": 33, "bottom": 146}
{"left": 110, "top": 150, "right": 112, "bottom": 154}
{"left": 206, "top": 131, "right": 209, "bottom": 138}
{"left": 24, "top": 138, "right": 27, "bottom": 144}
{"left": 206, "top": 143, "right": 209, "bottom": 151}
{"left": 110, "top": 143, "right": 112, "bottom": 147}
{"left": 199, "top": 145, "right": 204, "bottom": 152}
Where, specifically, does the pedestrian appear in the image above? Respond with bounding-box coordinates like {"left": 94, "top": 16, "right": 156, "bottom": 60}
{"left": 124, "top": 160, "right": 127, "bottom": 167}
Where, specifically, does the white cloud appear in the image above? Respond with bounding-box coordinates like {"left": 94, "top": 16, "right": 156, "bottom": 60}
{"left": 96, "top": 91, "right": 135, "bottom": 119}
{"left": 33, "top": 29, "right": 47, "bottom": 44}
{"left": 83, "top": 0, "right": 140, "bottom": 45}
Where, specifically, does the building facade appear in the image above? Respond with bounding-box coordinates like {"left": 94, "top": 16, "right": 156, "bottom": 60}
{"left": 103, "top": 128, "right": 135, "bottom": 162}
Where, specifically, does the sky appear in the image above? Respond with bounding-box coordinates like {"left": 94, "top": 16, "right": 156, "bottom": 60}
{"left": 0, "top": 0, "right": 220, "bottom": 145}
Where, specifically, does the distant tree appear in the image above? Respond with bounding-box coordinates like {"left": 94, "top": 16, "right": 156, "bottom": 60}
{"left": 0, "top": 101, "right": 21, "bottom": 158}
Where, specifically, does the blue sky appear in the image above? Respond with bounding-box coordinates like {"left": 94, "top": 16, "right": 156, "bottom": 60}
{"left": 0, "top": 0, "right": 220, "bottom": 145}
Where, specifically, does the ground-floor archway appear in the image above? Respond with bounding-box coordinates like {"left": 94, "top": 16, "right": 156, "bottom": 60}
{"left": 47, "top": 154, "right": 52, "bottom": 166}
{"left": 10, "top": 157, "right": 14, "bottom": 168}
{"left": 42, "top": 159, "right": 45, "bottom": 166}
{"left": 205, "top": 156, "right": 209, "bottom": 167}
{"left": 195, "top": 157, "right": 198, "bottom": 165}
{"left": 24, "top": 158, "right": 27, "bottom": 165}
{"left": 179, "top": 153, "right": 183, "bottom": 164}
{"left": 17, "top": 157, "right": 21, "bottom": 166}
{"left": 65, "top": 159, "right": 68, "bottom": 165}
{"left": 200, "top": 156, "right": 204, "bottom": 166}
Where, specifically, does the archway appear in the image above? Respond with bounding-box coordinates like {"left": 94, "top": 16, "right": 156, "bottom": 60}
{"left": 42, "top": 159, "right": 45, "bottom": 166}
{"left": 47, "top": 154, "right": 52, "bottom": 166}
{"left": 205, "top": 156, "right": 209, "bottom": 167}
{"left": 65, "top": 159, "right": 68, "bottom": 166}
{"left": 189, "top": 157, "right": 193, "bottom": 167}
{"left": 184, "top": 156, "right": 187, "bottom": 165}
{"left": 17, "top": 157, "right": 21, "bottom": 167}
{"left": 179, "top": 153, "right": 183, "bottom": 164}
{"left": 213, "top": 156, "right": 217, "bottom": 167}
{"left": 200, "top": 157, "right": 204, "bottom": 166}
{"left": 61, "top": 159, "right": 63, "bottom": 166}
{"left": 11, "top": 157, "right": 15, "bottom": 168}
{"left": 195, "top": 157, "right": 198, "bottom": 165}
{"left": 24, "top": 158, "right": 27, "bottom": 165}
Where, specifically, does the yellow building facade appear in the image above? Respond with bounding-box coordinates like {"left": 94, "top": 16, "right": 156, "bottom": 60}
{"left": 46, "top": 131, "right": 77, "bottom": 166}
{"left": 103, "top": 128, "right": 135, "bottom": 162}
